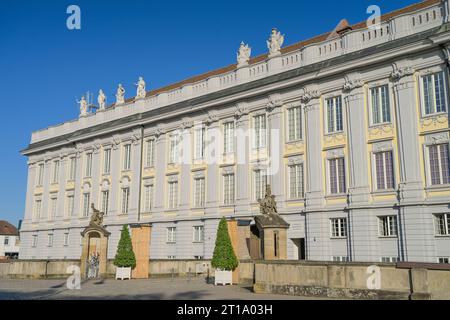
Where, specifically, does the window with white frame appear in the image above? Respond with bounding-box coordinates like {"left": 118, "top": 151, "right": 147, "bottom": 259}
{"left": 288, "top": 163, "right": 304, "bottom": 199}
{"left": 101, "top": 190, "right": 109, "bottom": 215}
{"left": 66, "top": 195, "right": 74, "bottom": 217}
{"left": 435, "top": 213, "right": 450, "bottom": 236}
{"left": 121, "top": 187, "right": 130, "bottom": 214}
{"left": 32, "top": 235, "right": 38, "bottom": 248}
{"left": 167, "top": 255, "right": 176, "bottom": 259}
{"left": 82, "top": 193, "right": 90, "bottom": 217}
{"left": 168, "top": 134, "right": 179, "bottom": 164}
{"left": 123, "top": 144, "right": 132, "bottom": 171}
{"left": 34, "top": 199, "right": 42, "bottom": 220}
{"left": 381, "top": 257, "right": 399, "bottom": 263}
{"left": 143, "top": 184, "right": 153, "bottom": 212}
{"left": 193, "top": 226, "right": 204, "bottom": 243}
{"left": 194, "top": 127, "right": 206, "bottom": 160}
{"left": 254, "top": 169, "right": 267, "bottom": 201}
{"left": 287, "top": 106, "right": 302, "bottom": 141}
{"left": 332, "top": 256, "right": 349, "bottom": 262}
{"left": 374, "top": 151, "right": 395, "bottom": 190}
{"left": 4, "top": 237, "right": 9, "bottom": 245}
{"left": 223, "top": 122, "right": 234, "bottom": 154}
{"left": 47, "top": 233, "right": 53, "bottom": 247}
{"left": 85, "top": 153, "right": 92, "bottom": 177}
{"left": 330, "top": 218, "right": 347, "bottom": 238}
{"left": 168, "top": 180, "right": 178, "bottom": 209}
{"left": 223, "top": 173, "right": 235, "bottom": 205}
{"left": 68, "top": 157, "right": 76, "bottom": 181}
{"left": 167, "top": 227, "right": 176, "bottom": 243}
{"left": 328, "top": 157, "right": 346, "bottom": 194}
{"left": 379, "top": 215, "right": 398, "bottom": 237}
{"left": 52, "top": 160, "right": 59, "bottom": 184}
{"left": 194, "top": 177, "right": 205, "bottom": 207}
{"left": 326, "top": 96, "right": 343, "bottom": 134}
{"left": 253, "top": 114, "right": 267, "bottom": 149}
{"left": 428, "top": 143, "right": 450, "bottom": 186}
{"left": 37, "top": 163, "right": 44, "bottom": 186}
{"left": 64, "top": 232, "right": 69, "bottom": 246}
{"left": 422, "top": 71, "right": 447, "bottom": 116}
{"left": 103, "top": 149, "right": 111, "bottom": 174}
{"left": 50, "top": 197, "right": 57, "bottom": 220}
{"left": 145, "top": 139, "right": 155, "bottom": 167}
{"left": 370, "top": 85, "right": 391, "bottom": 125}
{"left": 438, "top": 257, "right": 450, "bottom": 264}
{"left": 194, "top": 255, "right": 204, "bottom": 260}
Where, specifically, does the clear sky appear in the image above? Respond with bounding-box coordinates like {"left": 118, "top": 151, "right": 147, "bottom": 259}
{"left": 0, "top": 0, "right": 419, "bottom": 226}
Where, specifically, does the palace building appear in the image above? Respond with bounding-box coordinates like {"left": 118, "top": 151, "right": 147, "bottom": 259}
{"left": 20, "top": 0, "right": 450, "bottom": 264}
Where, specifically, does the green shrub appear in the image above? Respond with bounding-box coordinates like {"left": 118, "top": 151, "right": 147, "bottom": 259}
{"left": 113, "top": 225, "right": 136, "bottom": 268}
{"left": 211, "top": 217, "right": 239, "bottom": 271}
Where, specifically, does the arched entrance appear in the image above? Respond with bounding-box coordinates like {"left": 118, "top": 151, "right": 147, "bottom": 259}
{"left": 80, "top": 227, "right": 110, "bottom": 279}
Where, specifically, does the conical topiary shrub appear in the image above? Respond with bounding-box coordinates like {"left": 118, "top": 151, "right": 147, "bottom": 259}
{"left": 211, "top": 217, "right": 239, "bottom": 271}
{"left": 113, "top": 225, "right": 136, "bottom": 268}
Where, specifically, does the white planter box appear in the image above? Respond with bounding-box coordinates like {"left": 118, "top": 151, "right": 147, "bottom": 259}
{"left": 115, "top": 267, "right": 131, "bottom": 280}
{"left": 214, "top": 269, "right": 233, "bottom": 286}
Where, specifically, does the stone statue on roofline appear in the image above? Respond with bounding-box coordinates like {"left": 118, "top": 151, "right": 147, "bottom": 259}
{"left": 267, "top": 28, "right": 284, "bottom": 58}
{"left": 237, "top": 42, "right": 251, "bottom": 68}
{"left": 77, "top": 95, "right": 88, "bottom": 117}
{"left": 116, "top": 84, "right": 125, "bottom": 105}
{"left": 258, "top": 185, "right": 278, "bottom": 215}
{"left": 135, "top": 76, "right": 146, "bottom": 100}
{"left": 98, "top": 89, "right": 106, "bottom": 110}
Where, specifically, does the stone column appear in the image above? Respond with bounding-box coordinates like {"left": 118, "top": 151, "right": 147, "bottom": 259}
{"left": 392, "top": 68, "right": 424, "bottom": 202}
{"left": 205, "top": 120, "right": 220, "bottom": 215}
{"left": 129, "top": 129, "right": 143, "bottom": 221}
{"left": 303, "top": 91, "right": 325, "bottom": 209}
{"left": 344, "top": 81, "right": 370, "bottom": 205}
{"left": 23, "top": 162, "right": 36, "bottom": 224}
{"left": 235, "top": 104, "right": 251, "bottom": 215}
{"left": 109, "top": 139, "right": 121, "bottom": 217}
{"left": 178, "top": 126, "right": 192, "bottom": 215}
{"left": 153, "top": 130, "right": 167, "bottom": 214}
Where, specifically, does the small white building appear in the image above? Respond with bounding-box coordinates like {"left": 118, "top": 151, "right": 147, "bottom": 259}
{"left": 0, "top": 221, "right": 20, "bottom": 259}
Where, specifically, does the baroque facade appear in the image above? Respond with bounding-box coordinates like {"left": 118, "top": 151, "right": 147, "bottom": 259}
{"left": 21, "top": 0, "right": 450, "bottom": 263}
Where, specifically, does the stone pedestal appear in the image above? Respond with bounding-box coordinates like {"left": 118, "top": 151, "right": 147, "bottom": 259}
{"left": 80, "top": 225, "right": 110, "bottom": 279}
{"left": 131, "top": 224, "right": 152, "bottom": 279}
{"left": 254, "top": 214, "right": 290, "bottom": 260}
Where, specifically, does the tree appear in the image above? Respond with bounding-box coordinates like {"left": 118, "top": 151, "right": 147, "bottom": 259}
{"left": 113, "top": 225, "right": 136, "bottom": 268}
{"left": 211, "top": 217, "right": 239, "bottom": 271}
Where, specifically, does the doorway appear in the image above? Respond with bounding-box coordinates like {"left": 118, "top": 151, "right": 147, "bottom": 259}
{"left": 291, "top": 238, "right": 306, "bottom": 260}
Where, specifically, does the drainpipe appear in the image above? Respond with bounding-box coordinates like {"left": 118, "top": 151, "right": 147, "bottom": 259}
{"left": 44, "top": 260, "right": 50, "bottom": 279}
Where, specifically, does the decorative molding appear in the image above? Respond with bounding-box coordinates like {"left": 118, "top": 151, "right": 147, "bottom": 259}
{"left": 420, "top": 114, "right": 449, "bottom": 130}
{"left": 390, "top": 65, "right": 414, "bottom": 81}
{"left": 234, "top": 102, "right": 249, "bottom": 119}
{"left": 267, "top": 93, "right": 283, "bottom": 112}
{"left": 300, "top": 90, "right": 321, "bottom": 105}
{"left": 424, "top": 132, "right": 450, "bottom": 144}
{"left": 326, "top": 148, "right": 345, "bottom": 159}
{"left": 343, "top": 79, "right": 364, "bottom": 92}
{"left": 372, "top": 141, "right": 393, "bottom": 153}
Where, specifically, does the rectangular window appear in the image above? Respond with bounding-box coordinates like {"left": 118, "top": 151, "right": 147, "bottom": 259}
{"left": 288, "top": 106, "right": 302, "bottom": 141}
{"left": 167, "top": 227, "right": 176, "bottom": 243}
{"left": 332, "top": 256, "right": 349, "bottom": 262}
{"left": 194, "top": 177, "right": 205, "bottom": 207}
{"left": 428, "top": 144, "right": 450, "bottom": 185}
{"left": 326, "top": 96, "right": 343, "bottom": 134}
{"left": 370, "top": 85, "right": 391, "bottom": 125}
{"left": 4, "top": 237, "right": 9, "bottom": 245}
{"left": 329, "top": 157, "right": 346, "bottom": 194}
{"left": 85, "top": 153, "right": 92, "bottom": 177}
{"left": 289, "top": 163, "right": 304, "bottom": 199}
{"left": 374, "top": 151, "right": 395, "bottom": 190}
{"left": 223, "top": 173, "right": 235, "bottom": 205}
{"left": 50, "top": 197, "right": 57, "bottom": 220}
{"left": 101, "top": 190, "right": 109, "bottom": 215}
{"left": 423, "top": 71, "right": 447, "bottom": 115}
{"left": 169, "top": 134, "right": 179, "bottom": 164}
{"left": 47, "top": 234, "right": 53, "bottom": 247}
{"left": 330, "top": 218, "right": 347, "bottom": 238}
{"left": 194, "top": 256, "right": 204, "bottom": 260}
{"left": 32, "top": 235, "right": 38, "bottom": 248}
{"left": 34, "top": 199, "right": 42, "bottom": 220}
{"left": 52, "top": 160, "right": 60, "bottom": 184}
{"left": 193, "top": 226, "right": 204, "bottom": 243}
{"left": 254, "top": 169, "right": 267, "bottom": 201}
{"left": 223, "top": 122, "right": 235, "bottom": 154}
{"left": 379, "top": 215, "right": 398, "bottom": 237}
{"left": 123, "top": 145, "right": 131, "bottom": 171}
{"left": 435, "top": 213, "right": 450, "bottom": 236}
{"left": 168, "top": 181, "right": 178, "bottom": 209}
{"left": 66, "top": 195, "right": 74, "bottom": 217}
{"left": 195, "top": 127, "right": 206, "bottom": 160}
{"left": 143, "top": 185, "right": 153, "bottom": 212}
{"left": 145, "top": 140, "right": 155, "bottom": 167}
{"left": 253, "top": 114, "right": 267, "bottom": 149}
{"left": 69, "top": 157, "right": 77, "bottom": 181}
{"left": 438, "top": 257, "right": 450, "bottom": 264}
{"left": 167, "top": 255, "right": 176, "bottom": 259}
{"left": 381, "top": 257, "right": 399, "bottom": 263}
{"left": 121, "top": 188, "right": 130, "bottom": 214}
{"left": 37, "top": 163, "right": 44, "bottom": 186}
{"left": 64, "top": 233, "right": 69, "bottom": 246}
{"left": 82, "top": 193, "right": 90, "bottom": 217}
{"left": 103, "top": 149, "right": 111, "bottom": 174}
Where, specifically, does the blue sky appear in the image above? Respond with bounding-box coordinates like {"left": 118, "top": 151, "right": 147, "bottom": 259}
{"left": 0, "top": 0, "right": 418, "bottom": 226}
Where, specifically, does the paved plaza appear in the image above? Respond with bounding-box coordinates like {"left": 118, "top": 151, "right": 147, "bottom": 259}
{"left": 0, "top": 277, "right": 330, "bottom": 300}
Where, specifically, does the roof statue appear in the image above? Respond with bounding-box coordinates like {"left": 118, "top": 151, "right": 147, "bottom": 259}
{"left": 77, "top": 95, "right": 88, "bottom": 117}
{"left": 97, "top": 89, "right": 106, "bottom": 110}
{"left": 116, "top": 84, "right": 125, "bottom": 105}
{"left": 135, "top": 76, "right": 146, "bottom": 100}
{"left": 89, "top": 204, "right": 104, "bottom": 228}
{"left": 237, "top": 42, "right": 251, "bottom": 67}
{"left": 258, "top": 185, "right": 278, "bottom": 215}
{"left": 267, "top": 28, "right": 284, "bottom": 58}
